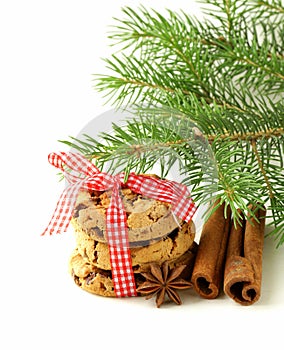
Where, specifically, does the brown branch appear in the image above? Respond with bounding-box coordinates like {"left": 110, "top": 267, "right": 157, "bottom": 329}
{"left": 118, "top": 77, "right": 247, "bottom": 114}
{"left": 207, "top": 127, "right": 284, "bottom": 143}
{"left": 257, "top": 1, "right": 284, "bottom": 14}
{"left": 239, "top": 56, "right": 284, "bottom": 81}
{"left": 119, "top": 77, "right": 203, "bottom": 99}
{"left": 126, "top": 127, "right": 284, "bottom": 155}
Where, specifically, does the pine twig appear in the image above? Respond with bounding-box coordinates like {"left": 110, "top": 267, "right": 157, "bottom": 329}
{"left": 62, "top": 1, "right": 284, "bottom": 246}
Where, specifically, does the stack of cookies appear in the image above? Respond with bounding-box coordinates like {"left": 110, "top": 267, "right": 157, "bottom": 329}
{"left": 68, "top": 184, "right": 197, "bottom": 297}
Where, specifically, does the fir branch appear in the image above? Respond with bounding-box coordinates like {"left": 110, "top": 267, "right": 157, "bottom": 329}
{"left": 252, "top": 0, "right": 284, "bottom": 14}
{"left": 250, "top": 138, "right": 274, "bottom": 199}
{"left": 77, "top": 0, "right": 284, "bottom": 246}
{"left": 62, "top": 105, "right": 284, "bottom": 244}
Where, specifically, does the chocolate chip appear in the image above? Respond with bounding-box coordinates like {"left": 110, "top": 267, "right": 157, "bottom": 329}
{"left": 73, "top": 274, "right": 82, "bottom": 286}
{"left": 90, "top": 226, "right": 104, "bottom": 238}
{"left": 167, "top": 228, "right": 179, "bottom": 241}
{"left": 93, "top": 241, "right": 98, "bottom": 262}
{"left": 89, "top": 190, "right": 103, "bottom": 197}
{"left": 73, "top": 203, "right": 88, "bottom": 218}
{"left": 86, "top": 272, "right": 96, "bottom": 285}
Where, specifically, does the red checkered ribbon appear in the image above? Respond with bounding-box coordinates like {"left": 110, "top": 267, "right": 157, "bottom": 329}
{"left": 43, "top": 152, "right": 197, "bottom": 297}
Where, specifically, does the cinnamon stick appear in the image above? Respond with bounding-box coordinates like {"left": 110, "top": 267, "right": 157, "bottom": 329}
{"left": 224, "top": 206, "right": 266, "bottom": 305}
{"left": 191, "top": 200, "right": 231, "bottom": 299}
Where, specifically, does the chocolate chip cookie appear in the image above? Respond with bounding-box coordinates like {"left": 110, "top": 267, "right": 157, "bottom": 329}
{"left": 74, "top": 220, "right": 195, "bottom": 270}
{"left": 72, "top": 188, "right": 181, "bottom": 247}
{"left": 69, "top": 244, "right": 197, "bottom": 297}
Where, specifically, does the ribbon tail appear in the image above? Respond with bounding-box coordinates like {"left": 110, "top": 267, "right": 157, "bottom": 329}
{"left": 106, "top": 186, "right": 137, "bottom": 297}
{"left": 42, "top": 182, "right": 82, "bottom": 236}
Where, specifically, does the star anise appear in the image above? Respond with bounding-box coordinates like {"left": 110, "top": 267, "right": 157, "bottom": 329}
{"left": 136, "top": 261, "right": 192, "bottom": 308}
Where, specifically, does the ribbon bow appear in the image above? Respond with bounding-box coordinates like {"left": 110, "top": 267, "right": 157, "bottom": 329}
{"left": 43, "top": 152, "right": 197, "bottom": 297}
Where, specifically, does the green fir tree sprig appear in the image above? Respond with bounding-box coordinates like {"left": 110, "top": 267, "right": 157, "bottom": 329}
{"left": 62, "top": 0, "right": 284, "bottom": 247}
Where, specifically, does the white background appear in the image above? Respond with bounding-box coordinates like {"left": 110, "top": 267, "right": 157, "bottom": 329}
{"left": 1, "top": 1, "right": 283, "bottom": 349}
